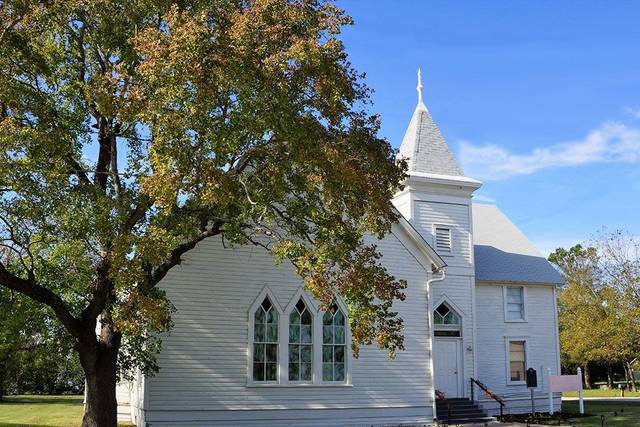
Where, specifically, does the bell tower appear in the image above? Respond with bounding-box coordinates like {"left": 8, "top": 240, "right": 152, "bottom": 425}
{"left": 392, "top": 69, "right": 481, "bottom": 398}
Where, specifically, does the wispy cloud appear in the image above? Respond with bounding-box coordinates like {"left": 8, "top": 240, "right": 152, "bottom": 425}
{"left": 473, "top": 194, "right": 496, "bottom": 204}
{"left": 459, "top": 122, "right": 640, "bottom": 180}
{"left": 624, "top": 107, "right": 640, "bottom": 119}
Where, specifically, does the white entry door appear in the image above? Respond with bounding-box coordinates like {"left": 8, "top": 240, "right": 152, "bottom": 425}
{"left": 433, "top": 338, "right": 462, "bottom": 398}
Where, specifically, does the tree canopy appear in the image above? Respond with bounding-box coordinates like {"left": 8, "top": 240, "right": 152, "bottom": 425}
{"left": 550, "top": 232, "right": 640, "bottom": 389}
{"left": 0, "top": 1, "right": 407, "bottom": 424}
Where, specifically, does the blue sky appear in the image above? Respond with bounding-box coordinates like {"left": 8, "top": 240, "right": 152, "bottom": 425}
{"left": 337, "top": 0, "right": 640, "bottom": 255}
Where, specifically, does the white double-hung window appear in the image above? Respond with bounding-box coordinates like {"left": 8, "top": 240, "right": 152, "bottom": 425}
{"left": 507, "top": 340, "right": 527, "bottom": 384}
{"left": 504, "top": 286, "right": 526, "bottom": 321}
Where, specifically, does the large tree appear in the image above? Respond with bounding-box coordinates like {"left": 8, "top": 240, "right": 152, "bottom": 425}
{"left": 0, "top": 1, "right": 407, "bottom": 425}
{"left": 550, "top": 236, "right": 640, "bottom": 390}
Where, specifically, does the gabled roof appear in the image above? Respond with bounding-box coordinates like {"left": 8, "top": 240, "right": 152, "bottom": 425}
{"left": 472, "top": 204, "right": 564, "bottom": 285}
{"left": 393, "top": 208, "right": 446, "bottom": 271}
{"left": 398, "top": 101, "right": 465, "bottom": 176}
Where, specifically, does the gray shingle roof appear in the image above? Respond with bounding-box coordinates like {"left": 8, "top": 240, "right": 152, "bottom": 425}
{"left": 398, "top": 102, "right": 464, "bottom": 176}
{"left": 472, "top": 204, "right": 564, "bottom": 285}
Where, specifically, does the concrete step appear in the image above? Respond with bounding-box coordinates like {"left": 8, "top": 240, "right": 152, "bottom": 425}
{"left": 437, "top": 408, "right": 487, "bottom": 417}
{"left": 436, "top": 398, "right": 493, "bottom": 424}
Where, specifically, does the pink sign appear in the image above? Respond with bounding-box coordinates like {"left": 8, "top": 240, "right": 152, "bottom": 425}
{"left": 549, "top": 374, "right": 582, "bottom": 392}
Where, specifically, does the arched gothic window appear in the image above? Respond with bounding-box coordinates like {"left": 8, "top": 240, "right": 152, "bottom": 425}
{"left": 253, "top": 296, "right": 278, "bottom": 381}
{"left": 288, "top": 298, "right": 313, "bottom": 381}
{"left": 433, "top": 302, "right": 462, "bottom": 337}
{"left": 322, "top": 304, "right": 346, "bottom": 382}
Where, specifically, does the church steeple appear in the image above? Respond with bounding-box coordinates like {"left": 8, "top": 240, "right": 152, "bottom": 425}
{"left": 398, "top": 69, "right": 464, "bottom": 177}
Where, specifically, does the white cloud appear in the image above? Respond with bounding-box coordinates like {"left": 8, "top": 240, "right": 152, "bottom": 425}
{"left": 459, "top": 122, "right": 640, "bottom": 181}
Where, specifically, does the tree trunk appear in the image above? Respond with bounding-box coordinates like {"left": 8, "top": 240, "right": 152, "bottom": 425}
{"left": 583, "top": 364, "right": 591, "bottom": 389}
{"left": 628, "top": 361, "right": 638, "bottom": 392}
{"left": 623, "top": 360, "right": 637, "bottom": 392}
{"left": 78, "top": 324, "right": 121, "bottom": 427}
{"left": 607, "top": 364, "right": 614, "bottom": 389}
{"left": 0, "top": 361, "right": 5, "bottom": 402}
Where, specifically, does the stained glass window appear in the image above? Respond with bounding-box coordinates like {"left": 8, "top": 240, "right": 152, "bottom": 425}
{"left": 322, "top": 304, "right": 346, "bottom": 382}
{"left": 288, "top": 298, "right": 313, "bottom": 381}
{"left": 433, "top": 303, "right": 460, "bottom": 325}
{"left": 253, "top": 296, "right": 278, "bottom": 381}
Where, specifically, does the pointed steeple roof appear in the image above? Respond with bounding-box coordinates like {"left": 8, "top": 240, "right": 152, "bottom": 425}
{"left": 398, "top": 69, "right": 464, "bottom": 176}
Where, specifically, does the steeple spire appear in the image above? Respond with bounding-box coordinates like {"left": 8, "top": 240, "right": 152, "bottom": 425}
{"left": 416, "top": 68, "right": 423, "bottom": 104}
{"left": 397, "top": 68, "right": 465, "bottom": 176}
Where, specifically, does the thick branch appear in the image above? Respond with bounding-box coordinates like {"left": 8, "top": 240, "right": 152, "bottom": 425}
{"left": 123, "top": 195, "right": 153, "bottom": 232}
{"left": 95, "top": 117, "right": 110, "bottom": 190}
{"left": 0, "top": 261, "right": 81, "bottom": 338}
{"left": 66, "top": 155, "right": 93, "bottom": 186}
{"left": 79, "top": 258, "right": 113, "bottom": 326}
{"left": 110, "top": 126, "right": 122, "bottom": 197}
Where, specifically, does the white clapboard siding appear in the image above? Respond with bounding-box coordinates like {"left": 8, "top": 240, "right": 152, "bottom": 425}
{"left": 475, "top": 283, "right": 561, "bottom": 408}
{"left": 413, "top": 200, "right": 472, "bottom": 269}
{"left": 138, "top": 232, "right": 434, "bottom": 426}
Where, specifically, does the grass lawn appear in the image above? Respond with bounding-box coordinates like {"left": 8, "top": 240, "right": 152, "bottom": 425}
{"left": 0, "top": 395, "right": 133, "bottom": 427}
{"left": 564, "top": 388, "right": 640, "bottom": 398}
{"left": 560, "top": 400, "right": 640, "bottom": 427}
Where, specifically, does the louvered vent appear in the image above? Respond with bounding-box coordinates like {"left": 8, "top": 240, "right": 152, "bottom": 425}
{"left": 434, "top": 227, "right": 452, "bottom": 253}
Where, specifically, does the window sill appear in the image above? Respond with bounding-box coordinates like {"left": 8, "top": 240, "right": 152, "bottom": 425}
{"left": 246, "top": 382, "right": 353, "bottom": 388}
{"left": 506, "top": 381, "right": 526, "bottom": 387}
{"left": 504, "top": 319, "right": 528, "bottom": 323}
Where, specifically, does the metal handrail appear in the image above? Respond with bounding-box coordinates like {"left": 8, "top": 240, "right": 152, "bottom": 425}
{"left": 470, "top": 377, "right": 505, "bottom": 421}
{"left": 434, "top": 389, "right": 451, "bottom": 425}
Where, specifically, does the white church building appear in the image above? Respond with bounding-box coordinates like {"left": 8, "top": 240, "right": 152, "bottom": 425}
{"left": 119, "top": 74, "right": 565, "bottom": 426}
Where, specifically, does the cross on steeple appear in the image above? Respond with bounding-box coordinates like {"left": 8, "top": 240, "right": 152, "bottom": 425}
{"left": 417, "top": 68, "right": 423, "bottom": 104}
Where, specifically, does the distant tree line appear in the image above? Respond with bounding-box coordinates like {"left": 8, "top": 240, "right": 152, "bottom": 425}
{"left": 0, "top": 286, "right": 84, "bottom": 399}
{"left": 549, "top": 231, "right": 640, "bottom": 390}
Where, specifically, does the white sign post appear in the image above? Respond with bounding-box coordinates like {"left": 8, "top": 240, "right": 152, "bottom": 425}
{"left": 577, "top": 367, "right": 584, "bottom": 415}
{"left": 549, "top": 368, "right": 584, "bottom": 415}
{"left": 547, "top": 368, "right": 553, "bottom": 415}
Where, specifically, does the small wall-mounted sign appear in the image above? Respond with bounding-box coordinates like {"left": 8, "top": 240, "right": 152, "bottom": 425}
{"left": 526, "top": 368, "right": 538, "bottom": 388}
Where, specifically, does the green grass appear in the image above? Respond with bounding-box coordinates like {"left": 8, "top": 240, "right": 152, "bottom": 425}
{"left": 0, "top": 395, "right": 133, "bottom": 427}
{"left": 561, "top": 400, "right": 640, "bottom": 427}
{"left": 0, "top": 395, "right": 83, "bottom": 427}
{"left": 564, "top": 389, "right": 640, "bottom": 398}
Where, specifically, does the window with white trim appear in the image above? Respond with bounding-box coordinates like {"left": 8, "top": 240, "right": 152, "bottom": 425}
{"left": 322, "top": 304, "right": 346, "bottom": 382}
{"left": 505, "top": 286, "right": 525, "bottom": 321}
{"left": 252, "top": 296, "right": 278, "bottom": 382}
{"left": 434, "top": 226, "right": 452, "bottom": 254}
{"left": 288, "top": 298, "right": 313, "bottom": 382}
{"left": 508, "top": 340, "right": 526, "bottom": 383}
